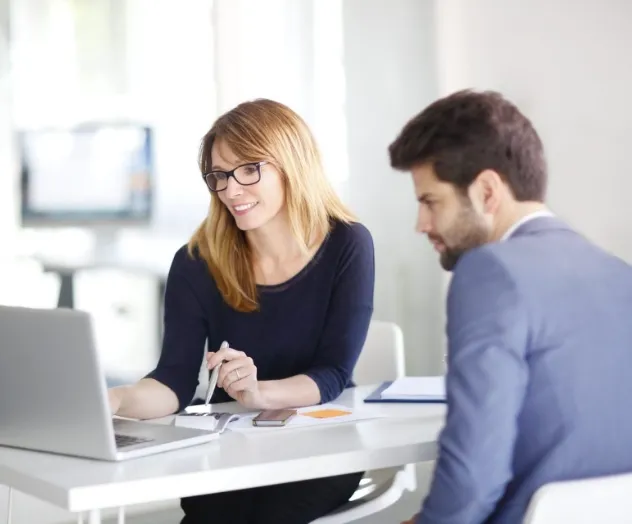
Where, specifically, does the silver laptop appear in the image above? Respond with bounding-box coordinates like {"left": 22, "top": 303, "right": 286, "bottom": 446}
{"left": 0, "top": 305, "right": 219, "bottom": 461}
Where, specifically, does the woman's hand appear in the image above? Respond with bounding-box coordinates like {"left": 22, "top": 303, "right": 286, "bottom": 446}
{"left": 207, "top": 346, "right": 263, "bottom": 409}
{"left": 108, "top": 387, "right": 123, "bottom": 415}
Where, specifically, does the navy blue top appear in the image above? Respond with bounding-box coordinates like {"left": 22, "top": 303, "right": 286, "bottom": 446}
{"left": 146, "top": 220, "right": 375, "bottom": 410}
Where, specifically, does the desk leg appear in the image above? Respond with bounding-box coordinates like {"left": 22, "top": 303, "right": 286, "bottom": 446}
{"left": 5, "top": 487, "right": 12, "bottom": 524}
{"left": 88, "top": 509, "right": 101, "bottom": 524}
{"left": 118, "top": 506, "right": 125, "bottom": 524}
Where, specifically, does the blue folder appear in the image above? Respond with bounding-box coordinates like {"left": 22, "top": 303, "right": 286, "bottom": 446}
{"left": 363, "top": 381, "right": 447, "bottom": 404}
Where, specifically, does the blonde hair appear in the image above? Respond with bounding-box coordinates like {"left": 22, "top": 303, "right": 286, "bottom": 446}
{"left": 188, "top": 99, "right": 355, "bottom": 312}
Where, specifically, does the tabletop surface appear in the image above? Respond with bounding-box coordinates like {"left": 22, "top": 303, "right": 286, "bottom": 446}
{"left": 0, "top": 385, "right": 446, "bottom": 512}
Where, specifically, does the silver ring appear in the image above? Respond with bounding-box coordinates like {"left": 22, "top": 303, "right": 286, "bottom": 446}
{"left": 234, "top": 369, "right": 241, "bottom": 380}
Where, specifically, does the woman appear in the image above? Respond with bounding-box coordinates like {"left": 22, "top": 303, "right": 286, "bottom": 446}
{"left": 108, "top": 99, "right": 375, "bottom": 523}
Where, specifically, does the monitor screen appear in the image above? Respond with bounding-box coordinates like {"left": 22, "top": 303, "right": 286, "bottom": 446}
{"left": 19, "top": 124, "right": 153, "bottom": 226}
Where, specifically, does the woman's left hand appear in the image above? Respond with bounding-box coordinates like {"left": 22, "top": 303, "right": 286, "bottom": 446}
{"left": 206, "top": 346, "right": 262, "bottom": 408}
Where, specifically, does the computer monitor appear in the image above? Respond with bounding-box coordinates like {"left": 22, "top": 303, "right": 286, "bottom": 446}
{"left": 19, "top": 123, "right": 153, "bottom": 227}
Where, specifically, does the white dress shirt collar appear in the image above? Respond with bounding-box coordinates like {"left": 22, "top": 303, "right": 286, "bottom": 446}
{"left": 501, "top": 210, "right": 554, "bottom": 241}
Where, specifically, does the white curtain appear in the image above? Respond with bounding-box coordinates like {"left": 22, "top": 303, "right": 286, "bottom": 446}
{"left": 212, "top": 0, "right": 349, "bottom": 195}
{"left": 8, "top": 0, "right": 217, "bottom": 239}
{"left": 7, "top": 0, "right": 349, "bottom": 247}
{"left": 0, "top": 0, "right": 18, "bottom": 250}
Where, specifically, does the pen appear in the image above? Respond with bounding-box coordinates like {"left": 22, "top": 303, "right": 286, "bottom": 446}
{"left": 205, "top": 340, "right": 229, "bottom": 407}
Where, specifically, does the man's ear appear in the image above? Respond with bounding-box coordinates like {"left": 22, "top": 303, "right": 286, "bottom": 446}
{"left": 469, "top": 169, "right": 504, "bottom": 214}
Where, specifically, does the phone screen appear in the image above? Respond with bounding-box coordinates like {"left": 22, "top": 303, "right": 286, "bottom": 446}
{"left": 252, "top": 409, "right": 297, "bottom": 427}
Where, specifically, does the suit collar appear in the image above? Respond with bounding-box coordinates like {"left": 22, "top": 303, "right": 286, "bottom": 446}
{"left": 501, "top": 210, "right": 555, "bottom": 241}
{"left": 510, "top": 215, "right": 573, "bottom": 238}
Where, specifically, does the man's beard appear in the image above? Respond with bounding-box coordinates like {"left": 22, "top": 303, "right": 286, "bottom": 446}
{"left": 433, "top": 206, "right": 490, "bottom": 271}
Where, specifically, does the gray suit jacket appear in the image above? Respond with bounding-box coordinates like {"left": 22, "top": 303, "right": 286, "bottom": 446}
{"left": 418, "top": 217, "right": 632, "bottom": 523}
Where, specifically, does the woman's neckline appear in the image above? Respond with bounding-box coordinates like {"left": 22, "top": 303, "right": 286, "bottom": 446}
{"left": 255, "top": 224, "right": 335, "bottom": 293}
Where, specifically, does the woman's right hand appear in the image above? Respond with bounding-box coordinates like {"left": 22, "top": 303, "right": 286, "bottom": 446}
{"left": 206, "top": 346, "right": 262, "bottom": 408}
{"left": 105, "top": 379, "right": 179, "bottom": 420}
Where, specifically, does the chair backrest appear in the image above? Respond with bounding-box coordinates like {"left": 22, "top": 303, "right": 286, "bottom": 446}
{"left": 352, "top": 320, "right": 405, "bottom": 386}
{"left": 523, "top": 472, "right": 632, "bottom": 524}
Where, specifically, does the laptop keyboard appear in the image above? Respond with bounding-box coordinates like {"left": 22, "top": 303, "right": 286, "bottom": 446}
{"left": 115, "top": 433, "right": 154, "bottom": 448}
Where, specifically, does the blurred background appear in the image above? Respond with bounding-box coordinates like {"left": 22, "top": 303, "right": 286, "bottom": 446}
{"left": 1, "top": 0, "right": 631, "bottom": 522}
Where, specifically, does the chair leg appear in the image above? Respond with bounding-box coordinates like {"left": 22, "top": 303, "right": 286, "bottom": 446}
{"left": 118, "top": 506, "right": 125, "bottom": 524}
{"left": 88, "top": 509, "right": 101, "bottom": 524}
{"left": 77, "top": 512, "right": 84, "bottom": 524}
{"left": 5, "top": 487, "right": 12, "bottom": 524}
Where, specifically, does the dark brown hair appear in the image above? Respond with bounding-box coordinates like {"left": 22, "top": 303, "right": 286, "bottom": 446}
{"left": 388, "top": 89, "right": 547, "bottom": 201}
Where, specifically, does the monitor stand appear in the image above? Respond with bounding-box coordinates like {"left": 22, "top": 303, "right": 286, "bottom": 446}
{"left": 91, "top": 227, "right": 121, "bottom": 265}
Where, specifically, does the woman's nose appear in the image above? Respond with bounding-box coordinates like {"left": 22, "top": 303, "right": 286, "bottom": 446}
{"left": 225, "top": 176, "right": 243, "bottom": 198}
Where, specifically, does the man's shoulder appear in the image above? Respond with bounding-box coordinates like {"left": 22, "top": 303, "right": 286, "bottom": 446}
{"left": 457, "top": 225, "right": 629, "bottom": 278}
{"left": 453, "top": 226, "right": 574, "bottom": 281}
{"left": 452, "top": 243, "right": 512, "bottom": 281}
{"left": 447, "top": 244, "right": 528, "bottom": 314}
{"left": 450, "top": 231, "right": 632, "bottom": 310}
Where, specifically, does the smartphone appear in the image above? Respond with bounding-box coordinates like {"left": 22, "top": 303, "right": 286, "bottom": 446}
{"left": 252, "top": 409, "right": 298, "bottom": 427}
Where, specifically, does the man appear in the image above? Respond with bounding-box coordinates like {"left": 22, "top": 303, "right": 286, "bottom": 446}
{"left": 389, "top": 89, "right": 632, "bottom": 524}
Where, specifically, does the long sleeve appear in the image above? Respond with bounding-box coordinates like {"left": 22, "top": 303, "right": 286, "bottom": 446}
{"left": 303, "top": 223, "right": 375, "bottom": 403}
{"left": 418, "top": 247, "right": 529, "bottom": 524}
{"left": 145, "top": 248, "right": 209, "bottom": 411}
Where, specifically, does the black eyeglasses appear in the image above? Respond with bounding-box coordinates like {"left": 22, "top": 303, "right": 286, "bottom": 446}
{"left": 202, "top": 161, "right": 269, "bottom": 192}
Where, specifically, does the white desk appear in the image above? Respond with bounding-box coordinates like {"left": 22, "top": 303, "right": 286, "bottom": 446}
{"left": 0, "top": 386, "right": 445, "bottom": 523}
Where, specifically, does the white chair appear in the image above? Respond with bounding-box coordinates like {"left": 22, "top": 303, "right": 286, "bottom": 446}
{"left": 0, "top": 257, "right": 61, "bottom": 309}
{"left": 352, "top": 320, "right": 406, "bottom": 385}
{"left": 311, "top": 320, "right": 416, "bottom": 524}
{"left": 523, "top": 472, "right": 632, "bottom": 524}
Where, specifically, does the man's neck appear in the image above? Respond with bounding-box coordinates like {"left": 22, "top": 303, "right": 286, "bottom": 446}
{"left": 492, "top": 202, "right": 549, "bottom": 242}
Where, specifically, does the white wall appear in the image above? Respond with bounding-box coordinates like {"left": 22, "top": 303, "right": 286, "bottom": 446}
{"left": 0, "top": 0, "right": 17, "bottom": 252}
{"left": 342, "top": 0, "right": 632, "bottom": 374}
{"left": 435, "top": 0, "right": 632, "bottom": 262}
{"left": 342, "top": 0, "right": 446, "bottom": 375}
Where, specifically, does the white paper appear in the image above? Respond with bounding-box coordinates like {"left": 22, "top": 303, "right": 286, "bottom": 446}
{"left": 228, "top": 404, "right": 382, "bottom": 434}
{"left": 183, "top": 405, "right": 215, "bottom": 415}
{"left": 174, "top": 407, "right": 249, "bottom": 432}
{"left": 174, "top": 415, "right": 219, "bottom": 432}
{"left": 381, "top": 376, "right": 446, "bottom": 400}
